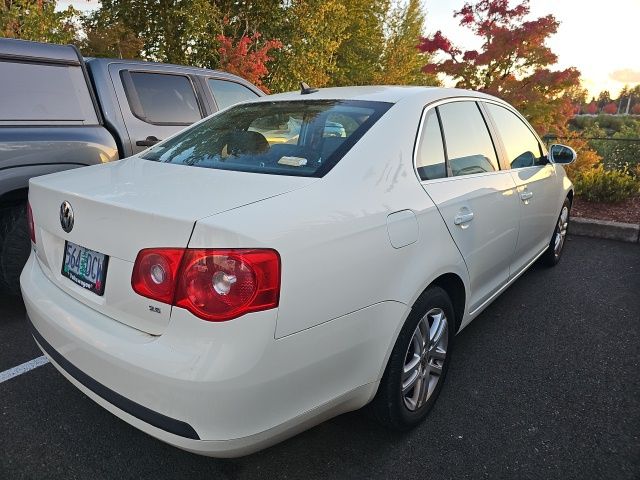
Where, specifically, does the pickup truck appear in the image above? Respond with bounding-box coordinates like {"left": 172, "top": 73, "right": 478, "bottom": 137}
{"left": 0, "top": 38, "right": 264, "bottom": 295}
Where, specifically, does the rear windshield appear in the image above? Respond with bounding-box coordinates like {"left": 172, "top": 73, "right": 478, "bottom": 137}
{"left": 140, "top": 100, "right": 391, "bottom": 177}
{"left": 0, "top": 61, "right": 98, "bottom": 124}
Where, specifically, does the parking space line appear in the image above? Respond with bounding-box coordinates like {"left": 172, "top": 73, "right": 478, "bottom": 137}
{"left": 0, "top": 356, "right": 49, "bottom": 384}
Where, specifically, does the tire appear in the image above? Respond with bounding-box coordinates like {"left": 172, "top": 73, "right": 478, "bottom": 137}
{"left": 0, "top": 203, "right": 31, "bottom": 297}
{"left": 540, "top": 197, "right": 571, "bottom": 267}
{"left": 371, "top": 286, "right": 455, "bottom": 430}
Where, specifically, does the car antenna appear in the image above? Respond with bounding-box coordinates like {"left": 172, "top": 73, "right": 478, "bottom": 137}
{"left": 300, "top": 82, "right": 319, "bottom": 95}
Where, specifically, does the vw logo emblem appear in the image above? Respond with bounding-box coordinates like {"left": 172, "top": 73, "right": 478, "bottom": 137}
{"left": 60, "top": 201, "right": 74, "bottom": 233}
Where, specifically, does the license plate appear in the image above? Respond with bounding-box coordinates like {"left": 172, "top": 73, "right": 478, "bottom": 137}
{"left": 61, "top": 241, "right": 109, "bottom": 296}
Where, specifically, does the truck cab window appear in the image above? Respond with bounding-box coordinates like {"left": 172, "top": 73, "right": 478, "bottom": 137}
{"left": 208, "top": 79, "right": 259, "bottom": 110}
{"left": 123, "top": 72, "right": 201, "bottom": 125}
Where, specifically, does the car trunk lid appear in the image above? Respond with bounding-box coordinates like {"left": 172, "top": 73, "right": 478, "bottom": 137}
{"left": 28, "top": 157, "right": 315, "bottom": 334}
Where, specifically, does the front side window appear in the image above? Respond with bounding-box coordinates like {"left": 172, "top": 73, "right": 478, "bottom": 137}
{"left": 438, "top": 101, "right": 499, "bottom": 177}
{"left": 141, "top": 100, "right": 391, "bottom": 177}
{"left": 415, "top": 109, "right": 446, "bottom": 181}
{"left": 122, "top": 72, "right": 201, "bottom": 124}
{"left": 0, "top": 61, "right": 97, "bottom": 123}
{"left": 484, "top": 103, "right": 544, "bottom": 168}
{"left": 208, "top": 79, "right": 259, "bottom": 110}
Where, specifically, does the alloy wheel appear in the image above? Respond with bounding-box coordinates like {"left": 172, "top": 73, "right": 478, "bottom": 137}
{"left": 554, "top": 205, "right": 569, "bottom": 258}
{"left": 402, "top": 308, "right": 448, "bottom": 411}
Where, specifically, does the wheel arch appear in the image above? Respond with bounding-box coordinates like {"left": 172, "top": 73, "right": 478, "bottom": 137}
{"left": 374, "top": 270, "right": 467, "bottom": 385}
{"left": 0, "top": 187, "right": 29, "bottom": 207}
{"left": 429, "top": 272, "right": 466, "bottom": 334}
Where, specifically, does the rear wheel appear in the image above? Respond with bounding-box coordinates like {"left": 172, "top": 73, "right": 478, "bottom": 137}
{"left": 371, "top": 286, "right": 454, "bottom": 430}
{"left": 0, "top": 203, "right": 30, "bottom": 296}
{"left": 540, "top": 197, "right": 570, "bottom": 267}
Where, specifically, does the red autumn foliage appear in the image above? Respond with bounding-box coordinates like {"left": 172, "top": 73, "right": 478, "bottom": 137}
{"left": 602, "top": 102, "right": 618, "bottom": 114}
{"left": 417, "top": 0, "right": 580, "bottom": 134}
{"left": 584, "top": 102, "right": 598, "bottom": 115}
{"left": 632, "top": 103, "right": 640, "bottom": 115}
{"left": 217, "top": 33, "right": 282, "bottom": 94}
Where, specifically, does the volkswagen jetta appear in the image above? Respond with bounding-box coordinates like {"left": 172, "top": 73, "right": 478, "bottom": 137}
{"left": 21, "top": 86, "right": 576, "bottom": 457}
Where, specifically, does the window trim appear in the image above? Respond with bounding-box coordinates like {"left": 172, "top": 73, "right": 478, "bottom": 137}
{"left": 206, "top": 77, "right": 262, "bottom": 112}
{"left": 412, "top": 97, "right": 546, "bottom": 184}
{"left": 479, "top": 101, "right": 547, "bottom": 171}
{"left": 414, "top": 108, "right": 448, "bottom": 181}
{"left": 413, "top": 97, "right": 503, "bottom": 184}
{"left": 120, "top": 70, "right": 205, "bottom": 126}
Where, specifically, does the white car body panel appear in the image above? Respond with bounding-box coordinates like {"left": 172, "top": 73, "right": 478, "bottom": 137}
{"left": 28, "top": 160, "right": 315, "bottom": 334}
{"left": 421, "top": 171, "right": 520, "bottom": 313}
{"left": 508, "top": 164, "right": 559, "bottom": 275}
{"left": 23, "top": 251, "right": 406, "bottom": 455}
{"left": 21, "top": 86, "right": 574, "bottom": 456}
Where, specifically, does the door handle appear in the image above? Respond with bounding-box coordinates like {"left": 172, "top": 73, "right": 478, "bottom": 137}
{"left": 454, "top": 211, "right": 474, "bottom": 225}
{"left": 520, "top": 191, "right": 534, "bottom": 201}
{"left": 136, "top": 136, "right": 161, "bottom": 147}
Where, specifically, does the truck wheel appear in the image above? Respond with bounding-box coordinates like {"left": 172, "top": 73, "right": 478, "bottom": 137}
{"left": 0, "top": 203, "right": 31, "bottom": 296}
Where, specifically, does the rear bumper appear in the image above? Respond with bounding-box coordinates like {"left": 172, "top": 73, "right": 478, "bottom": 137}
{"left": 21, "top": 251, "right": 407, "bottom": 456}
{"left": 29, "top": 317, "right": 199, "bottom": 439}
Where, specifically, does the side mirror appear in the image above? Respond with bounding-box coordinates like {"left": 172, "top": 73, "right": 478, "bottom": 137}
{"left": 548, "top": 144, "right": 576, "bottom": 165}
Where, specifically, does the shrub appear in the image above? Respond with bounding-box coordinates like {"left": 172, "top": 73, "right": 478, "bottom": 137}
{"left": 561, "top": 135, "right": 602, "bottom": 181}
{"left": 574, "top": 167, "right": 639, "bottom": 203}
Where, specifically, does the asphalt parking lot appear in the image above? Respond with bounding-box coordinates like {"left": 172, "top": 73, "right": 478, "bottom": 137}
{"left": 1, "top": 235, "right": 638, "bottom": 480}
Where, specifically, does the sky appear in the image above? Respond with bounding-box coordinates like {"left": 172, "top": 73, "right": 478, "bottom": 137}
{"left": 63, "top": 0, "right": 638, "bottom": 99}
{"left": 425, "top": 0, "right": 638, "bottom": 98}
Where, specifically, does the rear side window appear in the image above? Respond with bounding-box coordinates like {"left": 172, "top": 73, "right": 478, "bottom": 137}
{"left": 208, "top": 79, "right": 259, "bottom": 110}
{"left": 122, "top": 72, "right": 201, "bottom": 125}
{"left": 415, "top": 109, "right": 446, "bottom": 181}
{"left": 141, "top": 100, "right": 391, "bottom": 177}
{"left": 0, "top": 61, "right": 97, "bottom": 124}
{"left": 438, "top": 101, "right": 499, "bottom": 177}
{"left": 484, "top": 103, "right": 544, "bottom": 168}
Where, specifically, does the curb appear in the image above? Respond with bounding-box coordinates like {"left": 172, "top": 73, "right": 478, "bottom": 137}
{"left": 569, "top": 217, "right": 640, "bottom": 243}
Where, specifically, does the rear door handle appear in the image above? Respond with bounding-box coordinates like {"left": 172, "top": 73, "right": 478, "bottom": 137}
{"left": 454, "top": 211, "right": 474, "bottom": 225}
{"left": 136, "top": 136, "right": 161, "bottom": 147}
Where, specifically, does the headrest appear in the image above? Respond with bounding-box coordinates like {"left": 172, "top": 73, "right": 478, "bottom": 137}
{"left": 225, "top": 130, "right": 269, "bottom": 156}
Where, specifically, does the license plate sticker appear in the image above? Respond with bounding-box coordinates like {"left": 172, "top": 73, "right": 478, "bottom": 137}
{"left": 61, "top": 241, "right": 109, "bottom": 296}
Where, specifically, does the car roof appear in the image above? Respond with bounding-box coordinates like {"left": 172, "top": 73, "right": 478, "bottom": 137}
{"left": 85, "top": 57, "right": 259, "bottom": 83}
{"left": 85, "top": 57, "right": 234, "bottom": 76}
{"left": 254, "top": 85, "right": 505, "bottom": 106}
{"left": 0, "top": 38, "right": 81, "bottom": 64}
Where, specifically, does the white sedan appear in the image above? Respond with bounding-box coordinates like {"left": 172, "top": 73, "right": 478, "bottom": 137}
{"left": 21, "top": 86, "right": 575, "bottom": 457}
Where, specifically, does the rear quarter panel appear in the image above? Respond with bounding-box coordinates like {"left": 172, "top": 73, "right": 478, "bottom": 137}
{"left": 188, "top": 99, "right": 469, "bottom": 339}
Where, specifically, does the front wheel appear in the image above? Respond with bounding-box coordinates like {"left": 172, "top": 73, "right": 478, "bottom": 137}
{"left": 371, "top": 286, "right": 454, "bottom": 430}
{"left": 540, "top": 197, "right": 571, "bottom": 267}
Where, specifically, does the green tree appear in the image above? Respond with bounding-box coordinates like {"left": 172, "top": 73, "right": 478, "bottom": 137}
{"left": 1, "top": 0, "right": 79, "bottom": 43}
{"left": 331, "top": 0, "right": 388, "bottom": 86}
{"left": 79, "top": 16, "right": 143, "bottom": 59}
{"left": 376, "top": 0, "right": 438, "bottom": 85}
{"left": 267, "top": 0, "right": 349, "bottom": 91}
{"left": 596, "top": 90, "right": 611, "bottom": 109}
{"left": 81, "top": 0, "right": 283, "bottom": 76}
{"left": 85, "top": 0, "right": 222, "bottom": 65}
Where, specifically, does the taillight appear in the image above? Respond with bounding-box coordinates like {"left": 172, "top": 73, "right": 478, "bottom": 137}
{"left": 131, "top": 248, "right": 280, "bottom": 322}
{"left": 131, "top": 249, "right": 184, "bottom": 304}
{"left": 27, "top": 201, "right": 35, "bottom": 244}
